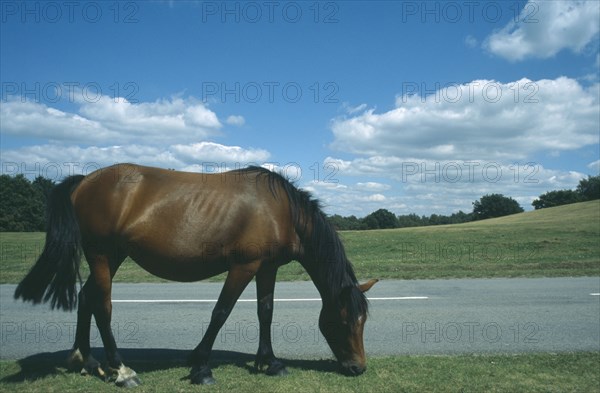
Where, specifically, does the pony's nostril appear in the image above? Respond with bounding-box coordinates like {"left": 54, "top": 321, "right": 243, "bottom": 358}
{"left": 349, "top": 364, "right": 365, "bottom": 376}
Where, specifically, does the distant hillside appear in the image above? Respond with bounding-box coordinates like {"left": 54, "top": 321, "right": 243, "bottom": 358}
{"left": 337, "top": 200, "right": 600, "bottom": 280}
{"left": 455, "top": 199, "right": 600, "bottom": 229}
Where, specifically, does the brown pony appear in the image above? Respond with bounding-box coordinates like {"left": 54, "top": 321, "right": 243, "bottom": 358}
{"left": 14, "top": 163, "right": 377, "bottom": 387}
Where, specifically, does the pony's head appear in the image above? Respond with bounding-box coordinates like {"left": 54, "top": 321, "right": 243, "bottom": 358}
{"left": 256, "top": 168, "right": 379, "bottom": 375}
{"left": 319, "top": 279, "right": 378, "bottom": 376}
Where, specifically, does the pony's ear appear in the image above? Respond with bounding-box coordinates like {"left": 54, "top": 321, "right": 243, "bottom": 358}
{"left": 358, "top": 279, "right": 379, "bottom": 293}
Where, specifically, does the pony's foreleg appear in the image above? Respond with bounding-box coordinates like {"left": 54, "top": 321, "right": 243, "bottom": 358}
{"left": 68, "top": 278, "right": 103, "bottom": 378}
{"left": 189, "top": 262, "right": 259, "bottom": 385}
{"left": 254, "top": 264, "right": 288, "bottom": 376}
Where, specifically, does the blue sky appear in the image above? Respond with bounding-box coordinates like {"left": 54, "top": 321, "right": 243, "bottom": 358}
{"left": 1, "top": 0, "right": 599, "bottom": 216}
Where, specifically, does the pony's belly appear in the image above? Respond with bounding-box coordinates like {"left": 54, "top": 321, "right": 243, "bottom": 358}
{"left": 127, "top": 252, "right": 229, "bottom": 282}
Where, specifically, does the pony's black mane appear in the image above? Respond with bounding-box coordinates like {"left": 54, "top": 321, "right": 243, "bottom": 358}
{"left": 239, "top": 166, "right": 368, "bottom": 325}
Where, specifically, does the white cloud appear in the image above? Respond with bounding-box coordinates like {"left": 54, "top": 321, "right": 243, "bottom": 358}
{"left": 484, "top": 0, "right": 600, "bottom": 62}
{"left": 464, "top": 35, "right": 478, "bottom": 48}
{"left": 325, "top": 157, "right": 586, "bottom": 188}
{"left": 0, "top": 95, "right": 225, "bottom": 145}
{"left": 316, "top": 156, "right": 589, "bottom": 215}
{"left": 355, "top": 182, "right": 391, "bottom": 192}
{"left": 1, "top": 100, "right": 110, "bottom": 142}
{"left": 302, "top": 180, "right": 348, "bottom": 195}
{"left": 299, "top": 178, "right": 398, "bottom": 216}
{"left": 226, "top": 115, "right": 245, "bottom": 126}
{"left": 0, "top": 142, "right": 271, "bottom": 179}
{"left": 171, "top": 142, "right": 270, "bottom": 164}
{"left": 342, "top": 103, "right": 369, "bottom": 115}
{"left": 330, "top": 77, "right": 599, "bottom": 161}
{"left": 0, "top": 94, "right": 266, "bottom": 178}
{"left": 364, "top": 194, "right": 386, "bottom": 202}
{"left": 0, "top": 145, "right": 178, "bottom": 179}
{"left": 587, "top": 159, "right": 600, "bottom": 174}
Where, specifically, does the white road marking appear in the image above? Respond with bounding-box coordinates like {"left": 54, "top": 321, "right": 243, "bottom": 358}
{"left": 112, "top": 296, "right": 428, "bottom": 304}
{"left": 367, "top": 296, "right": 428, "bottom": 300}
{"left": 590, "top": 293, "right": 600, "bottom": 296}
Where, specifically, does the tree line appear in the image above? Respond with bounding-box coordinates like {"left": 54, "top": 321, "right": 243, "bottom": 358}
{"left": 531, "top": 175, "right": 599, "bottom": 209}
{"left": 0, "top": 174, "right": 598, "bottom": 232}
{"left": 0, "top": 175, "right": 54, "bottom": 231}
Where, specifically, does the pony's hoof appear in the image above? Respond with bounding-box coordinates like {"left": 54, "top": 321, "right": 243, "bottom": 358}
{"left": 67, "top": 348, "right": 84, "bottom": 370}
{"left": 266, "top": 361, "right": 289, "bottom": 377}
{"left": 109, "top": 365, "right": 141, "bottom": 388}
{"left": 190, "top": 366, "right": 216, "bottom": 385}
{"left": 67, "top": 349, "right": 105, "bottom": 378}
{"left": 256, "top": 357, "right": 289, "bottom": 377}
{"left": 116, "top": 375, "right": 141, "bottom": 388}
{"left": 199, "top": 376, "right": 216, "bottom": 385}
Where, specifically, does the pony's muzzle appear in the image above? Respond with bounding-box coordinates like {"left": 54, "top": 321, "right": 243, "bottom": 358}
{"left": 340, "top": 361, "right": 366, "bottom": 376}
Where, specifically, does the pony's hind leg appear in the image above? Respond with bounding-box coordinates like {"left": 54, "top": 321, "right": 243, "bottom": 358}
{"left": 254, "top": 264, "right": 288, "bottom": 376}
{"left": 73, "top": 248, "right": 140, "bottom": 387}
{"left": 68, "top": 278, "right": 104, "bottom": 378}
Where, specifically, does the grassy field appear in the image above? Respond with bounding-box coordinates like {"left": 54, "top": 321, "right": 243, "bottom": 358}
{"left": 1, "top": 200, "right": 598, "bottom": 284}
{"left": 345, "top": 199, "right": 600, "bottom": 281}
{"left": 1, "top": 352, "right": 598, "bottom": 392}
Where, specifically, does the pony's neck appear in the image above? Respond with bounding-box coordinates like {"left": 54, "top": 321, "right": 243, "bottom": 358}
{"left": 300, "top": 255, "right": 354, "bottom": 306}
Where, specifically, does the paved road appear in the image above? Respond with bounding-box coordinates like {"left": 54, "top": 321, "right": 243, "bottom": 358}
{"left": 1, "top": 277, "right": 599, "bottom": 362}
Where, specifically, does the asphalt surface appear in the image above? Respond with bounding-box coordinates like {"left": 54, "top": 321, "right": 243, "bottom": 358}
{"left": 1, "top": 277, "right": 599, "bottom": 362}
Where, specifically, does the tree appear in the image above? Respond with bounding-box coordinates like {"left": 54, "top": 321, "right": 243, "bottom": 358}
{"left": 397, "top": 213, "right": 428, "bottom": 228}
{"left": 449, "top": 210, "right": 472, "bottom": 224}
{"left": 531, "top": 175, "right": 599, "bottom": 210}
{"left": 32, "top": 176, "right": 55, "bottom": 201}
{"left": 428, "top": 213, "right": 449, "bottom": 226}
{"left": 576, "top": 175, "right": 600, "bottom": 201}
{"left": 328, "top": 214, "right": 366, "bottom": 231}
{"left": 363, "top": 209, "right": 398, "bottom": 230}
{"left": 532, "top": 189, "right": 581, "bottom": 209}
{"left": 0, "top": 174, "right": 54, "bottom": 231}
{"left": 472, "top": 194, "right": 524, "bottom": 220}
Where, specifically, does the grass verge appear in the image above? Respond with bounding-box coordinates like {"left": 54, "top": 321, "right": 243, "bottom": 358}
{"left": 1, "top": 352, "right": 598, "bottom": 392}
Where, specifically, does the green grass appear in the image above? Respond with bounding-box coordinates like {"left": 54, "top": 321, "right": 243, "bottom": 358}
{"left": 344, "top": 200, "right": 600, "bottom": 280}
{"left": 1, "top": 352, "right": 598, "bottom": 392}
{"left": 1, "top": 200, "right": 599, "bottom": 284}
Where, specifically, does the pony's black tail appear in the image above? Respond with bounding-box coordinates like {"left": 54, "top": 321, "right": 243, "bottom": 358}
{"left": 14, "top": 175, "right": 85, "bottom": 311}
